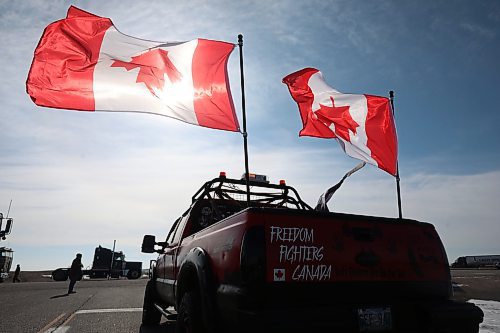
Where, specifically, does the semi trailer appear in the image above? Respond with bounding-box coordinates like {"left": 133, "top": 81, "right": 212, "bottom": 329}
{"left": 452, "top": 255, "right": 500, "bottom": 269}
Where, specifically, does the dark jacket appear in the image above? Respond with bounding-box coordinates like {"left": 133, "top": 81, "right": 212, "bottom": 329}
{"left": 69, "top": 257, "right": 83, "bottom": 281}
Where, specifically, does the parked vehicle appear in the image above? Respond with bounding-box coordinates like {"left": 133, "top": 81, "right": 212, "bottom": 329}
{"left": 451, "top": 255, "right": 500, "bottom": 269}
{"left": 140, "top": 172, "right": 483, "bottom": 332}
{"left": 0, "top": 247, "right": 13, "bottom": 282}
{"left": 51, "top": 245, "right": 142, "bottom": 281}
{"left": 0, "top": 212, "right": 13, "bottom": 241}
{"left": 0, "top": 211, "right": 14, "bottom": 282}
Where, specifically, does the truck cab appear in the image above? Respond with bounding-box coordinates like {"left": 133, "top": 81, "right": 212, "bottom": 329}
{"left": 0, "top": 212, "right": 13, "bottom": 240}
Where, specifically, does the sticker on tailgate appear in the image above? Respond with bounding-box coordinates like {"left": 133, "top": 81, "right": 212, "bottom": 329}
{"left": 266, "top": 218, "right": 449, "bottom": 283}
{"left": 273, "top": 268, "right": 286, "bottom": 281}
{"left": 268, "top": 226, "right": 332, "bottom": 282}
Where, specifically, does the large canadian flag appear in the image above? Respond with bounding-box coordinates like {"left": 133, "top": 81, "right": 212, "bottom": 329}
{"left": 283, "top": 68, "right": 398, "bottom": 176}
{"left": 26, "top": 6, "right": 240, "bottom": 132}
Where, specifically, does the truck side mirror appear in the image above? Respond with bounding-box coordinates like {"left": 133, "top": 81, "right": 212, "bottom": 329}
{"left": 5, "top": 218, "right": 12, "bottom": 234}
{"left": 141, "top": 235, "right": 157, "bottom": 253}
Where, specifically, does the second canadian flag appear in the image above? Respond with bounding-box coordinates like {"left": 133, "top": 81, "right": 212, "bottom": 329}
{"left": 283, "top": 68, "right": 398, "bottom": 176}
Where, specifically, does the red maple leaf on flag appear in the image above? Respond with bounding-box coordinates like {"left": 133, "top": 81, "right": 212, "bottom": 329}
{"left": 315, "top": 96, "right": 359, "bottom": 142}
{"left": 111, "top": 49, "right": 182, "bottom": 96}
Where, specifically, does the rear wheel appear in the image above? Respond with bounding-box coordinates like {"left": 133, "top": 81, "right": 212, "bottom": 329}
{"left": 142, "top": 280, "right": 162, "bottom": 326}
{"left": 176, "top": 290, "right": 202, "bottom": 333}
{"left": 52, "top": 269, "right": 69, "bottom": 281}
{"left": 127, "top": 269, "right": 141, "bottom": 279}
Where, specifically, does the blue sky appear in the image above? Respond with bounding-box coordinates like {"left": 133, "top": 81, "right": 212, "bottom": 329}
{"left": 0, "top": 0, "right": 499, "bottom": 270}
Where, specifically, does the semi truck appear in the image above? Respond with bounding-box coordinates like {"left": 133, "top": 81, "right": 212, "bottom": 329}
{"left": 0, "top": 211, "right": 14, "bottom": 282}
{"left": 52, "top": 245, "right": 142, "bottom": 281}
{"left": 0, "top": 247, "right": 14, "bottom": 282}
{"left": 0, "top": 212, "right": 13, "bottom": 241}
{"left": 140, "top": 172, "right": 483, "bottom": 332}
{"left": 451, "top": 255, "right": 500, "bottom": 269}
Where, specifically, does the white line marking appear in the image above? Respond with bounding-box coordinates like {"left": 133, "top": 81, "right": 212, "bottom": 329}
{"left": 42, "top": 308, "right": 143, "bottom": 331}
{"left": 75, "top": 308, "right": 143, "bottom": 314}
{"left": 38, "top": 313, "right": 66, "bottom": 333}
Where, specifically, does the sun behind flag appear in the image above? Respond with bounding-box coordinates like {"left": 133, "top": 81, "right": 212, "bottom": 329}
{"left": 283, "top": 68, "right": 398, "bottom": 176}
{"left": 26, "top": 6, "right": 240, "bottom": 132}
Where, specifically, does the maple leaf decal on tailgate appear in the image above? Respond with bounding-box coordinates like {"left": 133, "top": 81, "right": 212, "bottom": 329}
{"left": 316, "top": 96, "right": 359, "bottom": 142}
{"left": 111, "top": 49, "right": 182, "bottom": 97}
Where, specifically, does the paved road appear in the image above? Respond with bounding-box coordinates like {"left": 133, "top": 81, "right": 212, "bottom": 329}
{"left": 1, "top": 269, "right": 498, "bottom": 332}
{"left": 0, "top": 278, "right": 174, "bottom": 333}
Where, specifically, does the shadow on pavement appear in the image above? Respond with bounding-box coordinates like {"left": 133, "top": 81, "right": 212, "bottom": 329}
{"left": 50, "top": 293, "right": 69, "bottom": 299}
{"left": 139, "top": 321, "right": 176, "bottom": 333}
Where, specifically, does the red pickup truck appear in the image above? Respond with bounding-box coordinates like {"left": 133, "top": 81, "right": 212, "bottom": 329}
{"left": 141, "top": 173, "right": 483, "bottom": 332}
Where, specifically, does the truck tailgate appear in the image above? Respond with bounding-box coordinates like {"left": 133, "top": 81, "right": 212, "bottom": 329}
{"left": 262, "top": 210, "right": 449, "bottom": 284}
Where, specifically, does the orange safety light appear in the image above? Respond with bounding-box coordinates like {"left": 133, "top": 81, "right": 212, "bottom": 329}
{"left": 279, "top": 179, "right": 286, "bottom": 185}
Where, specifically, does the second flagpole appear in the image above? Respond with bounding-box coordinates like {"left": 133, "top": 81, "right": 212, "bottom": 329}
{"left": 238, "top": 34, "right": 251, "bottom": 205}
{"left": 389, "top": 90, "right": 403, "bottom": 219}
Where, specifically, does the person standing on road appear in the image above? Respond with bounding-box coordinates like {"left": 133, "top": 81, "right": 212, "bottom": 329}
{"left": 68, "top": 253, "right": 83, "bottom": 294}
{"left": 12, "top": 264, "right": 21, "bottom": 283}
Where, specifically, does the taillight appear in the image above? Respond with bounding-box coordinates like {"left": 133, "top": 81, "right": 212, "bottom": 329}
{"left": 240, "top": 226, "right": 266, "bottom": 286}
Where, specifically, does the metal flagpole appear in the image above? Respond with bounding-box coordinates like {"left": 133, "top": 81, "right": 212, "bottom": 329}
{"left": 6, "top": 199, "right": 12, "bottom": 217}
{"left": 109, "top": 239, "right": 116, "bottom": 279}
{"left": 238, "top": 34, "right": 251, "bottom": 206}
{"left": 389, "top": 91, "right": 403, "bottom": 219}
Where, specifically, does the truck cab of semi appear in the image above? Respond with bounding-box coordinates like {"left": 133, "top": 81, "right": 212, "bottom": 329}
{"left": 0, "top": 212, "right": 13, "bottom": 241}
{"left": 0, "top": 247, "right": 14, "bottom": 282}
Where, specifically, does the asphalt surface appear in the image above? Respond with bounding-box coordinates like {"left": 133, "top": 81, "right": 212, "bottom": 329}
{"left": 0, "top": 278, "right": 173, "bottom": 333}
{"left": 0, "top": 269, "right": 498, "bottom": 333}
